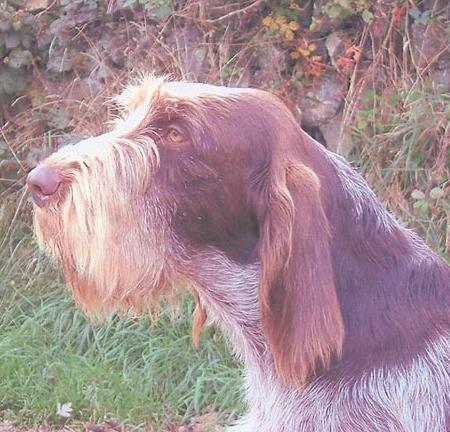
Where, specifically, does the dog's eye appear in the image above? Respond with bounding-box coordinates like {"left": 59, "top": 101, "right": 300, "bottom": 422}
{"left": 167, "top": 128, "right": 185, "bottom": 144}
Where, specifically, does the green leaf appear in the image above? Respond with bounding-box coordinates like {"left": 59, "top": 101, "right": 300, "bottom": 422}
{"left": 418, "top": 10, "right": 430, "bottom": 24}
{"left": 357, "top": 118, "right": 368, "bottom": 130}
{"left": 405, "top": 89, "right": 423, "bottom": 104}
{"left": 326, "top": 5, "right": 343, "bottom": 19}
{"left": 152, "top": 3, "right": 171, "bottom": 18}
{"left": 363, "top": 89, "right": 375, "bottom": 103}
{"left": 284, "top": 9, "right": 299, "bottom": 20}
{"left": 430, "top": 187, "right": 445, "bottom": 200}
{"left": 413, "top": 200, "right": 428, "bottom": 211}
{"left": 411, "top": 189, "right": 425, "bottom": 200}
{"left": 362, "top": 9, "right": 373, "bottom": 24}
{"left": 273, "top": 7, "right": 287, "bottom": 16}
{"left": 8, "top": 48, "right": 32, "bottom": 69}
{"left": 388, "top": 96, "right": 398, "bottom": 108}
{"left": 409, "top": 8, "right": 420, "bottom": 21}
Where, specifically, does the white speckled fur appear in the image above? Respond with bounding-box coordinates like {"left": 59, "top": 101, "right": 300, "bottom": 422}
{"left": 191, "top": 251, "right": 450, "bottom": 432}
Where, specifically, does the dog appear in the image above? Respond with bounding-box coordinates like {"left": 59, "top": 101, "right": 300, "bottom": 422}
{"left": 28, "top": 76, "right": 450, "bottom": 431}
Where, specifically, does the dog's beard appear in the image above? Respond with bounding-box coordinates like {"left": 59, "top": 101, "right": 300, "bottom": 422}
{"left": 33, "top": 135, "right": 174, "bottom": 320}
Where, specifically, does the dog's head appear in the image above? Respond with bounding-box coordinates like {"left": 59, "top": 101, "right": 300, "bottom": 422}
{"left": 28, "top": 77, "right": 344, "bottom": 387}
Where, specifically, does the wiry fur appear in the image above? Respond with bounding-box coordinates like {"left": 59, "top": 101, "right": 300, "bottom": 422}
{"left": 192, "top": 252, "right": 450, "bottom": 432}
{"left": 30, "top": 76, "right": 450, "bottom": 431}
{"left": 33, "top": 85, "right": 175, "bottom": 318}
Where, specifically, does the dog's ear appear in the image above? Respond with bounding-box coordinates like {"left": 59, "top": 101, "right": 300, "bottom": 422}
{"left": 253, "top": 159, "right": 344, "bottom": 387}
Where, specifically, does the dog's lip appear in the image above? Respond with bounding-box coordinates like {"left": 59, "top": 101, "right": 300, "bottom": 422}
{"left": 30, "top": 188, "right": 52, "bottom": 208}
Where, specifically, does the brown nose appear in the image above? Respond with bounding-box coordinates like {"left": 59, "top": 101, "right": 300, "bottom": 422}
{"left": 27, "top": 165, "right": 61, "bottom": 207}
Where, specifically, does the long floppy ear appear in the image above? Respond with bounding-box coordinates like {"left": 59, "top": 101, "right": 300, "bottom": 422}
{"left": 255, "top": 160, "right": 344, "bottom": 387}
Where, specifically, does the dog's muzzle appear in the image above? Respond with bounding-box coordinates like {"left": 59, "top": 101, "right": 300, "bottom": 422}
{"left": 27, "top": 165, "right": 61, "bottom": 207}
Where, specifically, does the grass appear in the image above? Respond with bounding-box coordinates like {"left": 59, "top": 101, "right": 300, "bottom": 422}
{"left": 350, "top": 88, "right": 449, "bottom": 257}
{"left": 0, "top": 233, "right": 243, "bottom": 431}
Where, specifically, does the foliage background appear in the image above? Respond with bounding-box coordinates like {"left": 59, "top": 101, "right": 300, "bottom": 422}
{"left": 0, "top": 0, "right": 449, "bottom": 430}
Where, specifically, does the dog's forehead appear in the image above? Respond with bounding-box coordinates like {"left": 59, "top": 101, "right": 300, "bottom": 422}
{"left": 162, "top": 81, "right": 248, "bottom": 98}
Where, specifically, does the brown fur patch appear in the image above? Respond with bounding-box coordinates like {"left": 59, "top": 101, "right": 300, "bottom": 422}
{"left": 256, "top": 160, "right": 344, "bottom": 387}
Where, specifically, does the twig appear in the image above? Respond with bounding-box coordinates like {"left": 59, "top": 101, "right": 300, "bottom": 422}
{"left": 202, "top": 0, "right": 264, "bottom": 23}
{"left": 0, "top": 129, "right": 26, "bottom": 173}
{"left": 0, "top": 187, "right": 27, "bottom": 252}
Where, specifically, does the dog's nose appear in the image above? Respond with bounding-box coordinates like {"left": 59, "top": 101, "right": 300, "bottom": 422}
{"left": 27, "top": 165, "right": 61, "bottom": 207}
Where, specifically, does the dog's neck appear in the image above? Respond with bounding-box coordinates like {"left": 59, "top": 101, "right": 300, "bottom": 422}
{"left": 181, "top": 139, "right": 450, "bottom": 386}
{"left": 185, "top": 162, "right": 450, "bottom": 385}
{"left": 187, "top": 251, "right": 268, "bottom": 369}
{"left": 321, "top": 149, "right": 450, "bottom": 372}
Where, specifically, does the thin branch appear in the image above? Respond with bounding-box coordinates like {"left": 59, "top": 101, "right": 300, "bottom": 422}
{"left": 203, "top": 0, "right": 264, "bottom": 23}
